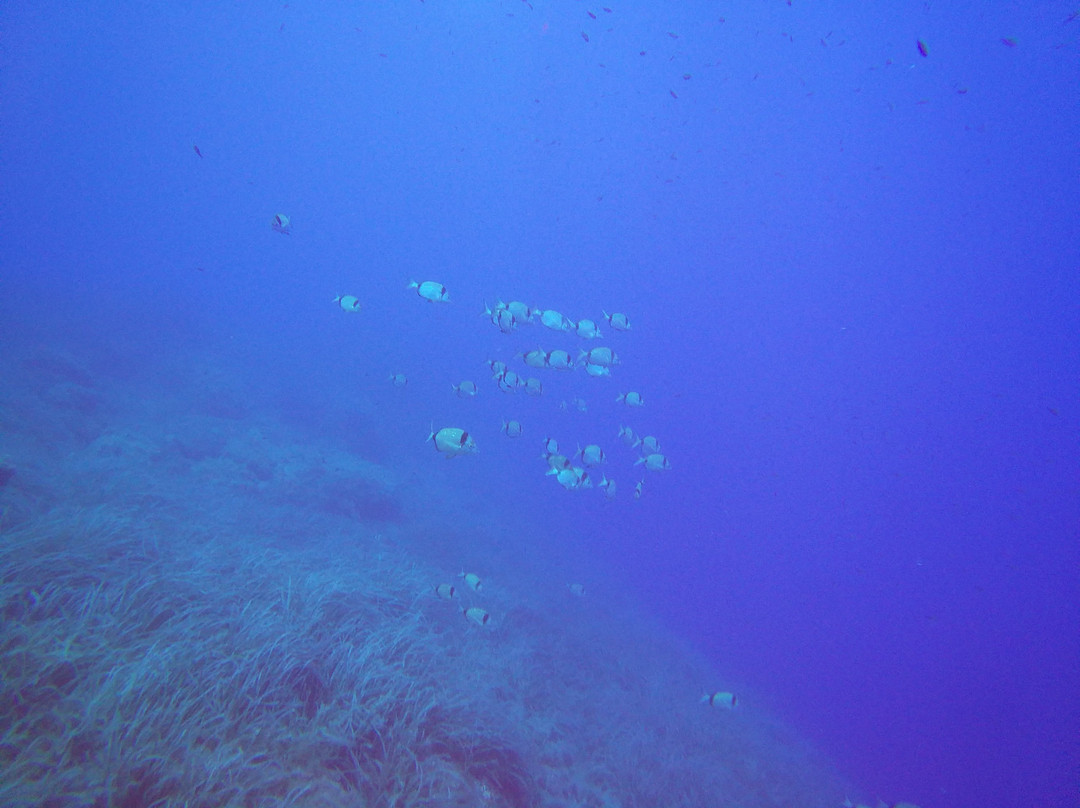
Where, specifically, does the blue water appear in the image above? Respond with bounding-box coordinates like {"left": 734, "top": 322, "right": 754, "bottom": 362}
{"left": 2, "top": 2, "right": 1077, "bottom": 806}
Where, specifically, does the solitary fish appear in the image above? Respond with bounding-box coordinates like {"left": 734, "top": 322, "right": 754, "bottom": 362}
{"left": 701, "top": 691, "right": 737, "bottom": 709}
{"left": 333, "top": 295, "right": 362, "bottom": 312}
{"left": 271, "top": 213, "right": 292, "bottom": 235}
{"left": 409, "top": 280, "right": 450, "bottom": 302}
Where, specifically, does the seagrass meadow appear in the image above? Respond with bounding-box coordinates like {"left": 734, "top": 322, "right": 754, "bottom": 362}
{"left": 0, "top": 346, "right": 853, "bottom": 807}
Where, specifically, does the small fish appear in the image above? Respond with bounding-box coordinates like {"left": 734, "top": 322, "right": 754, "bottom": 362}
{"left": 633, "top": 479, "right": 644, "bottom": 500}
{"left": 521, "top": 348, "right": 548, "bottom": 369}
{"left": 271, "top": 213, "right": 292, "bottom": 235}
{"left": 670, "top": 90, "right": 678, "bottom": 99}
{"left": 460, "top": 572, "right": 483, "bottom": 593}
{"left": 635, "top": 452, "right": 671, "bottom": 471}
{"left": 577, "top": 444, "right": 604, "bottom": 468}
{"left": 551, "top": 465, "right": 591, "bottom": 491}
{"left": 668, "top": 31, "right": 679, "bottom": 39}
{"left": 546, "top": 452, "right": 572, "bottom": 472}
{"left": 1000, "top": 37, "right": 1017, "bottom": 47}
{"left": 616, "top": 391, "right": 644, "bottom": 407}
{"left": 539, "top": 310, "right": 573, "bottom": 332}
{"left": 486, "top": 359, "right": 508, "bottom": 377}
{"left": 193, "top": 144, "right": 203, "bottom": 158}
{"left": 598, "top": 475, "right": 616, "bottom": 500}
{"left": 567, "top": 582, "right": 587, "bottom": 596}
{"left": 463, "top": 606, "right": 490, "bottom": 627}
{"left": 333, "top": 294, "right": 362, "bottom": 312}
{"left": 429, "top": 426, "right": 478, "bottom": 458}
{"left": 579, "top": 346, "right": 618, "bottom": 367}
{"left": 574, "top": 318, "right": 602, "bottom": 339}
{"left": 603, "top": 310, "right": 631, "bottom": 331}
{"left": 618, "top": 425, "right": 636, "bottom": 446}
{"left": 635, "top": 435, "right": 661, "bottom": 455}
{"left": 523, "top": 377, "right": 543, "bottom": 397}
{"left": 502, "top": 419, "right": 523, "bottom": 438}
{"left": 572, "top": 397, "right": 587, "bottom": 412}
{"left": 587, "top": 11, "right": 596, "bottom": 19}
{"left": 583, "top": 363, "right": 610, "bottom": 377}
{"left": 497, "top": 369, "right": 522, "bottom": 392}
{"left": 542, "top": 436, "right": 559, "bottom": 455}
{"left": 409, "top": 280, "right": 450, "bottom": 302}
{"left": 916, "top": 39, "right": 929, "bottom": 57}
{"left": 581, "top": 31, "right": 590, "bottom": 42}
{"left": 453, "top": 380, "right": 478, "bottom": 398}
{"left": 502, "top": 300, "right": 534, "bottom": 322}
{"left": 484, "top": 302, "right": 518, "bottom": 333}
{"left": 546, "top": 349, "right": 574, "bottom": 370}
{"left": 390, "top": 373, "right": 408, "bottom": 388}
{"left": 701, "top": 691, "right": 737, "bottom": 709}
{"left": 434, "top": 583, "right": 456, "bottom": 600}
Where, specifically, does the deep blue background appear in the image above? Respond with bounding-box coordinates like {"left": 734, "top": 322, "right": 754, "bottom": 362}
{"left": 2, "top": 2, "right": 1077, "bottom": 806}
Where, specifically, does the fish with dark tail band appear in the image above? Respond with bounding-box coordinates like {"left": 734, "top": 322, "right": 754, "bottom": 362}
{"left": 429, "top": 426, "right": 478, "bottom": 458}
{"left": 463, "top": 606, "right": 490, "bottom": 626}
{"left": 701, "top": 691, "right": 737, "bottom": 709}
{"left": 333, "top": 295, "right": 362, "bottom": 312}
{"left": 459, "top": 572, "right": 483, "bottom": 593}
{"left": 409, "top": 280, "right": 450, "bottom": 302}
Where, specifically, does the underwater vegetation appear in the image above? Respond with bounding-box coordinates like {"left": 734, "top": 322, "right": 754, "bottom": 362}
{"left": 0, "top": 503, "right": 849, "bottom": 808}
{"left": 0, "top": 349, "right": 851, "bottom": 806}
